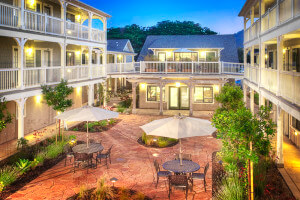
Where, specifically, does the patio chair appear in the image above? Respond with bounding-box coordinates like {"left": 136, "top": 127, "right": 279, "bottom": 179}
{"left": 96, "top": 145, "right": 113, "bottom": 169}
{"left": 168, "top": 175, "right": 189, "bottom": 200}
{"left": 76, "top": 140, "right": 86, "bottom": 145}
{"left": 191, "top": 162, "right": 209, "bottom": 191}
{"left": 154, "top": 160, "right": 171, "bottom": 188}
{"left": 73, "top": 152, "right": 93, "bottom": 173}
{"left": 175, "top": 153, "right": 192, "bottom": 161}
{"left": 64, "top": 144, "right": 74, "bottom": 167}
{"left": 89, "top": 139, "right": 95, "bottom": 143}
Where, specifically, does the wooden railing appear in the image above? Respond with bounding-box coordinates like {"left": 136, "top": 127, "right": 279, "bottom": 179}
{"left": 0, "top": 2, "right": 19, "bottom": 27}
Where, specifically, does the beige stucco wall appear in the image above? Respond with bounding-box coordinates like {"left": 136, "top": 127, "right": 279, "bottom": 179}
{"left": 0, "top": 37, "right": 18, "bottom": 68}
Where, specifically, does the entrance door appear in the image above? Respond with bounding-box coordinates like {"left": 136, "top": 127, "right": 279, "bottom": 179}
{"left": 169, "top": 86, "right": 189, "bottom": 110}
{"left": 44, "top": 6, "right": 51, "bottom": 32}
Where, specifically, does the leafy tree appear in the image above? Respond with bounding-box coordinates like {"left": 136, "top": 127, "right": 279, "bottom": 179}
{"left": 0, "top": 97, "right": 12, "bottom": 133}
{"left": 108, "top": 20, "right": 217, "bottom": 56}
{"left": 41, "top": 80, "right": 73, "bottom": 113}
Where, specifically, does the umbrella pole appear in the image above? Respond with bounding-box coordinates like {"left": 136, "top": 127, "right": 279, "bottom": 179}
{"left": 180, "top": 139, "right": 183, "bottom": 166}
{"left": 87, "top": 121, "right": 89, "bottom": 148}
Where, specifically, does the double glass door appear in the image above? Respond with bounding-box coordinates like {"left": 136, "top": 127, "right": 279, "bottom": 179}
{"left": 169, "top": 86, "right": 189, "bottom": 110}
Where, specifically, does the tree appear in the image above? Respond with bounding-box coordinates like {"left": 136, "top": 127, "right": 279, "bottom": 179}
{"left": 0, "top": 97, "right": 12, "bottom": 133}
{"left": 41, "top": 80, "right": 73, "bottom": 138}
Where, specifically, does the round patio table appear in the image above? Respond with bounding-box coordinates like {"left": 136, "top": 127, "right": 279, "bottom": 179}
{"left": 163, "top": 160, "right": 200, "bottom": 173}
{"left": 72, "top": 143, "right": 104, "bottom": 154}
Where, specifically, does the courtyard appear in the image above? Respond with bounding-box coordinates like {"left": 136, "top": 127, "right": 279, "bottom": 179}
{"left": 6, "top": 114, "right": 221, "bottom": 200}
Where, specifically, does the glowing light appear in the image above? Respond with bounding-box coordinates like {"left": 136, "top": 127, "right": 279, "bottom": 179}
{"left": 265, "top": 55, "right": 268, "bottom": 59}
{"left": 283, "top": 49, "right": 286, "bottom": 54}
{"left": 152, "top": 153, "right": 159, "bottom": 157}
{"left": 117, "top": 54, "right": 122, "bottom": 59}
{"left": 200, "top": 51, "right": 206, "bottom": 57}
{"left": 26, "top": 48, "right": 33, "bottom": 56}
{"left": 176, "top": 82, "right": 181, "bottom": 87}
{"left": 76, "top": 51, "right": 80, "bottom": 56}
{"left": 28, "top": 0, "right": 35, "bottom": 8}
{"left": 57, "top": 111, "right": 61, "bottom": 115}
{"left": 67, "top": 69, "right": 71, "bottom": 73}
{"left": 214, "top": 85, "right": 220, "bottom": 93}
{"left": 76, "top": 87, "right": 81, "bottom": 94}
{"left": 76, "top": 15, "right": 81, "bottom": 22}
{"left": 35, "top": 95, "right": 42, "bottom": 104}
{"left": 141, "top": 83, "right": 146, "bottom": 89}
{"left": 68, "top": 53, "right": 72, "bottom": 56}
{"left": 296, "top": 132, "right": 298, "bottom": 136}
{"left": 67, "top": 30, "right": 72, "bottom": 35}
{"left": 166, "top": 51, "right": 172, "bottom": 57}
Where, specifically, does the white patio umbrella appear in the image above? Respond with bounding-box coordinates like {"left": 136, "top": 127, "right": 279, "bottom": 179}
{"left": 140, "top": 114, "right": 216, "bottom": 165}
{"left": 55, "top": 106, "right": 119, "bottom": 147}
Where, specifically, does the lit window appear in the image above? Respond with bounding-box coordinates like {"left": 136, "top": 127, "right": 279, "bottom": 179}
{"left": 194, "top": 86, "right": 213, "bottom": 103}
{"left": 147, "top": 86, "right": 165, "bottom": 102}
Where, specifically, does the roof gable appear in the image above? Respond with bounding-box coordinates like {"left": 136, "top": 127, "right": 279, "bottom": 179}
{"left": 107, "top": 39, "right": 135, "bottom": 53}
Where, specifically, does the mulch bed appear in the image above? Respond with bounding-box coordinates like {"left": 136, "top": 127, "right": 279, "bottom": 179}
{"left": 137, "top": 137, "right": 179, "bottom": 149}
{"left": 66, "top": 187, "right": 152, "bottom": 200}
{"left": 70, "top": 119, "right": 121, "bottom": 133}
{"left": 0, "top": 154, "right": 65, "bottom": 200}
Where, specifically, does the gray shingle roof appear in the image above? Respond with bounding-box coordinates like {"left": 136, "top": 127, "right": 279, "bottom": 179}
{"left": 107, "top": 39, "right": 134, "bottom": 53}
{"left": 137, "top": 35, "right": 239, "bottom": 62}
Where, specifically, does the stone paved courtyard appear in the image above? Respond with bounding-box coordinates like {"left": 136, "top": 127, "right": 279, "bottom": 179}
{"left": 6, "top": 114, "right": 221, "bottom": 200}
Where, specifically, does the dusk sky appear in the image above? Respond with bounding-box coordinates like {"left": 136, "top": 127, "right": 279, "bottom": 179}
{"left": 81, "top": 0, "right": 246, "bottom": 34}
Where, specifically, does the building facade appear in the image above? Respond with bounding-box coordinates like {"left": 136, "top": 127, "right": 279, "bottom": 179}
{"left": 0, "top": 0, "right": 109, "bottom": 145}
{"left": 239, "top": 0, "right": 300, "bottom": 168}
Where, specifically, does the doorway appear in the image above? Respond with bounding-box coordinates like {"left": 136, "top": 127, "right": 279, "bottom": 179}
{"left": 169, "top": 86, "right": 189, "bottom": 110}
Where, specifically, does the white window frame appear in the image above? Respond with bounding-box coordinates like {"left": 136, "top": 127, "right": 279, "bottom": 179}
{"left": 146, "top": 84, "right": 165, "bottom": 103}
{"left": 193, "top": 85, "right": 214, "bottom": 104}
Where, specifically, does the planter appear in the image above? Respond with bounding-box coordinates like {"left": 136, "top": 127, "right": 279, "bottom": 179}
{"left": 137, "top": 136, "right": 178, "bottom": 149}
{"left": 182, "top": 69, "right": 192, "bottom": 72}
{"left": 145, "top": 68, "right": 158, "bottom": 72}
{"left": 167, "top": 69, "right": 177, "bottom": 72}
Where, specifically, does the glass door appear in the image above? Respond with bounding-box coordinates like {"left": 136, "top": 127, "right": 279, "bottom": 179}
{"left": 180, "top": 86, "right": 189, "bottom": 109}
{"left": 169, "top": 86, "right": 189, "bottom": 110}
{"left": 169, "top": 87, "right": 179, "bottom": 110}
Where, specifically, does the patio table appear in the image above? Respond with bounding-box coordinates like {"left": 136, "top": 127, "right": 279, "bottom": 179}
{"left": 72, "top": 143, "right": 104, "bottom": 154}
{"left": 163, "top": 160, "right": 200, "bottom": 173}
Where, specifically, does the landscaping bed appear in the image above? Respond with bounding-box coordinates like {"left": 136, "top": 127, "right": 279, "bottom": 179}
{"left": 67, "top": 184, "right": 151, "bottom": 200}
{"left": 137, "top": 133, "right": 178, "bottom": 148}
{"left": 70, "top": 119, "right": 120, "bottom": 133}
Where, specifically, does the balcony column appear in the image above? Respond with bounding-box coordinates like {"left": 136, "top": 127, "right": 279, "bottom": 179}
{"left": 132, "top": 82, "right": 137, "bottom": 114}
{"left": 103, "top": 81, "right": 107, "bottom": 107}
{"left": 259, "top": 93, "right": 265, "bottom": 107}
{"left": 259, "top": 43, "right": 265, "bottom": 88}
{"left": 251, "top": 46, "right": 255, "bottom": 66}
{"left": 243, "top": 83, "right": 248, "bottom": 104}
{"left": 276, "top": 106, "right": 284, "bottom": 167}
{"left": 260, "top": 0, "right": 266, "bottom": 16}
{"left": 189, "top": 82, "right": 194, "bottom": 117}
{"left": 15, "top": 38, "right": 27, "bottom": 89}
{"left": 159, "top": 81, "right": 164, "bottom": 115}
{"left": 15, "top": 98, "right": 27, "bottom": 139}
{"left": 277, "top": 36, "right": 283, "bottom": 96}
{"left": 250, "top": 88, "right": 255, "bottom": 114}
{"left": 103, "top": 17, "right": 107, "bottom": 42}
{"left": 19, "top": 0, "right": 24, "bottom": 28}
{"left": 59, "top": 42, "right": 66, "bottom": 80}
{"left": 251, "top": 6, "right": 255, "bottom": 25}
{"left": 88, "top": 12, "right": 93, "bottom": 41}
{"left": 88, "top": 84, "right": 94, "bottom": 106}
{"left": 59, "top": 1, "right": 66, "bottom": 35}
{"left": 88, "top": 46, "right": 93, "bottom": 79}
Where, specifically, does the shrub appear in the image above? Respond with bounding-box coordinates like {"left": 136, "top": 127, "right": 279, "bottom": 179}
{"left": 117, "top": 105, "right": 126, "bottom": 113}
{"left": 35, "top": 152, "right": 46, "bottom": 165}
{"left": 44, "top": 141, "right": 65, "bottom": 159}
{"left": 78, "top": 185, "right": 89, "bottom": 199}
{"left": 157, "top": 137, "right": 168, "bottom": 148}
{"left": 96, "top": 120, "right": 108, "bottom": 127}
{"left": 119, "top": 99, "right": 132, "bottom": 108}
{"left": 30, "top": 158, "right": 40, "bottom": 170}
{"left": 17, "top": 137, "right": 29, "bottom": 150}
{"left": 72, "top": 128, "right": 79, "bottom": 131}
{"left": 118, "top": 187, "right": 130, "bottom": 200}
{"left": 0, "top": 166, "right": 19, "bottom": 189}
{"left": 15, "top": 159, "right": 32, "bottom": 175}
{"left": 254, "top": 159, "right": 269, "bottom": 198}
{"left": 92, "top": 178, "right": 114, "bottom": 200}
{"left": 69, "top": 135, "right": 77, "bottom": 140}
{"left": 108, "top": 119, "right": 116, "bottom": 125}
{"left": 0, "top": 181, "right": 4, "bottom": 192}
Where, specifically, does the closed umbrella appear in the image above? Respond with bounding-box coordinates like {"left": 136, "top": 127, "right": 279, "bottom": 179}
{"left": 55, "top": 106, "right": 119, "bottom": 147}
{"left": 140, "top": 114, "right": 216, "bottom": 165}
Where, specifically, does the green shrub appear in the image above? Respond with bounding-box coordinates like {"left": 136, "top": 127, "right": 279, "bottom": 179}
{"left": 97, "top": 120, "right": 108, "bottom": 127}
{"left": 17, "top": 137, "right": 29, "bottom": 150}
{"left": 254, "top": 159, "right": 269, "bottom": 198}
{"left": 44, "top": 141, "right": 65, "bottom": 159}
{"left": 69, "top": 135, "right": 76, "bottom": 140}
{"left": 30, "top": 158, "right": 40, "bottom": 170}
{"left": 72, "top": 127, "right": 79, "bottom": 131}
{"left": 215, "top": 172, "right": 245, "bottom": 200}
{"left": 117, "top": 105, "right": 126, "bottom": 113}
{"left": 0, "top": 181, "right": 4, "bottom": 192}
{"left": 15, "top": 159, "right": 32, "bottom": 175}
{"left": 254, "top": 92, "right": 259, "bottom": 105}
{"left": 119, "top": 99, "right": 132, "bottom": 108}
{"left": 35, "top": 152, "right": 46, "bottom": 165}
{"left": 133, "top": 192, "right": 145, "bottom": 200}
{"left": 0, "top": 166, "right": 19, "bottom": 190}
{"left": 92, "top": 178, "right": 114, "bottom": 199}
{"left": 108, "top": 119, "right": 116, "bottom": 125}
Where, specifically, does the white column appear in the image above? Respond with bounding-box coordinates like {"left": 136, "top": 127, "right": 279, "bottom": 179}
{"left": 103, "top": 81, "right": 107, "bottom": 107}
{"left": 189, "top": 83, "right": 194, "bottom": 116}
{"left": 103, "top": 17, "right": 107, "bottom": 42}
{"left": 243, "top": 83, "right": 247, "bottom": 104}
{"left": 159, "top": 82, "right": 163, "bottom": 115}
{"left": 15, "top": 98, "right": 27, "bottom": 139}
{"left": 259, "top": 42, "right": 266, "bottom": 88}
{"left": 88, "top": 12, "right": 93, "bottom": 41}
{"left": 60, "top": 1, "right": 66, "bottom": 35}
{"left": 19, "top": 0, "right": 24, "bottom": 28}
{"left": 103, "top": 48, "right": 107, "bottom": 76}
{"left": 114, "top": 78, "right": 117, "bottom": 93}
{"left": 88, "top": 47, "right": 93, "bottom": 79}
{"left": 250, "top": 88, "right": 255, "bottom": 114}
{"left": 259, "top": 92, "right": 265, "bottom": 107}
{"left": 132, "top": 82, "right": 137, "bottom": 114}
{"left": 88, "top": 84, "right": 94, "bottom": 106}
{"left": 59, "top": 43, "right": 66, "bottom": 80}
{"left": 15, "top": 38, "right": 27, "bottom": 89}
{"left": 276, "top": 106, "right": 284, "bottom": 167}
{"left": 251, "top": 6, "right": 255, "bottom": 25}
{"left": 277, "top": 36, "right": 283, "bottom": 96}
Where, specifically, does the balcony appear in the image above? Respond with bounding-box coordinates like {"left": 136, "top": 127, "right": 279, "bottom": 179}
{"left": 244, "top": 0, "right": 300, "bottom": 43}
{"left": 0, "top": 65, "right": 105, "bottom": 92}
{"left": 107, "top": 61, "right": 244, "bottom": 75}
{"left": 0, "top": 2, "right": 106, "bottom": 43}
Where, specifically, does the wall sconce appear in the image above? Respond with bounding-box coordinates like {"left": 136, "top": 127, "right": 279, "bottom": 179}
{"left": 117, "top": 54, "right": 122, "bottom": 59}
{"left": 76, "top": 87, "right": 81, "bottom": 94}
{"left": 26, "top": 48, "right": 33, "bottom": 56}
{"left": 76, "top": 15, "right": 81, "bottom": 22}
{"left": 166, "top": 51, "right": 172, "bottom": 57}
{"left": 176, "top": 82, "right": 181, "bottom": 87}
{"left": 296, "top": 131, "right": 298, "bottom": 136}
{"left": 265, "top": 54, "right": 268, "bottom": 59}
{"left": 152, "top": 153, "right": 159, "bottom": 157}
{"left": 283, "top": 49, "right": 286, "bottom": 54}
{"left": 76, "top": 51, "right": 81, "bottom": 56}
{"left": 67, "top": 69, "right": 71, "bottom": 73}
{"left": 35, "top": 95, "right": 42, "bottom": 104}
{"left": 57, "top": 111, "right": 61, "bottom": 115}
{"left": 67, "top": 30, "right": 72, "bottom": 35}
{"left": 141, "top": 83, "right": 146, "bottom": 89}
{"left": 110, "top": 177, "right": 118, "bottom": 187}
{"left": 200, "top": 51, "right": 206, "bottom": 57}
{"left": 214, "top": 85, "right": 220, "bottom": 93}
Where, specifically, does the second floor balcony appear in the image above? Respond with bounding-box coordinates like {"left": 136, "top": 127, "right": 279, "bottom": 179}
{"left": 0, "top": 0, "right": 108, "bottom": 42}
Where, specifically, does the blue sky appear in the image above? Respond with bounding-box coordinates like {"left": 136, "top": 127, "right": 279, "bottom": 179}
{"left": 81, "top": 0, "right": 246, "bottom": 34}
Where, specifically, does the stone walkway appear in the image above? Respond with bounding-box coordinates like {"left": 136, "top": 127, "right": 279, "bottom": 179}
{"left": 6, "top": 114, "right": 221, "bottom": 200}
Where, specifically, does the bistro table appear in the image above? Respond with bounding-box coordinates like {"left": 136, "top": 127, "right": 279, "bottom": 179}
{"left": 72, "top": 143, "right": 104, "bottom": 154}
{"left": 163, "top": 160, "right": 200, "bottom": 174}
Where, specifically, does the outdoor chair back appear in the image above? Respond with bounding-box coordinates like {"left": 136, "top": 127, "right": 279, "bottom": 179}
{"left": 175, "top": 153, "right": 192, "bottom": 161}
{"left": 168, "top": 175, "right": 189, "bottom": 199}
{"left": 73, "top": 152, "right": 92, "bottom": 173}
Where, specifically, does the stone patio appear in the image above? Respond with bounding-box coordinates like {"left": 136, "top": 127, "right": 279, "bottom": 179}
{"left": 6, "top": 114, "right": 221, "bottom": 200}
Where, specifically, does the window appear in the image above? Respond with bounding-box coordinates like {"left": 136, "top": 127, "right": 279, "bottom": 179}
{"left": 107, "top": 54, "right": 114, "bottom": 63}
{"left": 13, "top": 48, "right": 18, "bottom": 68}
{"left": 292, "top": 48, "right": 300, "bottom": 72}
{"left": 283, "top": 49, "right": 291, "bottom": 71}
{"left": 92, "top": 53, "right": 97, "bottom": 64}
{"left": 194, "top": 86, "right": 213, "bottom": 103}
{"left": 82, "top": 53, "right": 88, "bottom": 65}
{"left": 66, "top": 52, "right": 75, "bottom": 66}
{"left": 147, "top": 86, "right": 165, "bottom": 102}
{"left": 206, "top": 52, "right": 216, "bottom": 62}
{"left": 267, "top": 51, "right": 277, "bottom": 69}
{"left": 174, "top": 52, "right": 198, "bottom": 61}
{"left": 158, "top": 53, "right": 166, "bottom": 61}
{"left": 292, "top": 117, "right": 300, "bottom": 131}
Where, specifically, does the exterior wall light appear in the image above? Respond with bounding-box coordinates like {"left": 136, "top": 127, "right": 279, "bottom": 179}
{"left": 35, "top": 95, "right": 42, "bottom": 104}
{"left": 214, "top": 85, "right": 220, "bottom": 93}
{"left": 76, "top": 87, "right": 81, "bottom": 94}
{"left": 26, "top": 48, "right": 33, "bottom": 56}
{"left": 141, "top": 83, "right": 146, "bottom": 89}
{"left": 283, "top": 49, "right": 286, "bottom": 54}
{"left": 57, "top": 111, "right": 61, "bottom": 115}
{"left": 176, "top": 82, "right": 181, "bottom": 87}
{"left": 265, "top": 55, "right": 268, "bottom": 59}
{"left": 76, "top": 15, "right": 81, "bottom": 22}
{"left": 76, "top": 51, "right": 81, "bottom": 56}
{"left": 67, "top": 69, "right": 71, "bottom": 73}
{"left": 200, "top": 51, "right": 206, "bottom": 57}
{"left": 166, "top": 51, "right": 172, "bottom": 57}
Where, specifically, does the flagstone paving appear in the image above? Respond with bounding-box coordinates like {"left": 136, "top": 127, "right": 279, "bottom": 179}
{"left": 6, "top": 114, "right": 221, "bottom": 200}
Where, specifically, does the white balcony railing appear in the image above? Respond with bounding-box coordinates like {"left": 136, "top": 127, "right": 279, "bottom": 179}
{"left": 64, "top": 65, "right": 89, "bottom": 81}
{"left": 0, "top": 2, "right": 106, "bottom": 42}
{"left": 107, "top": 62, "right": 244, "bottom": 75}
{"left": 91, "top": 64, "right": 105, "bottom": 79}
{"left": 0, "top": 68, "right": 19, "bottom": 91}
{"left": 0, "top": 2, "right": 19, "bottom": 28}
